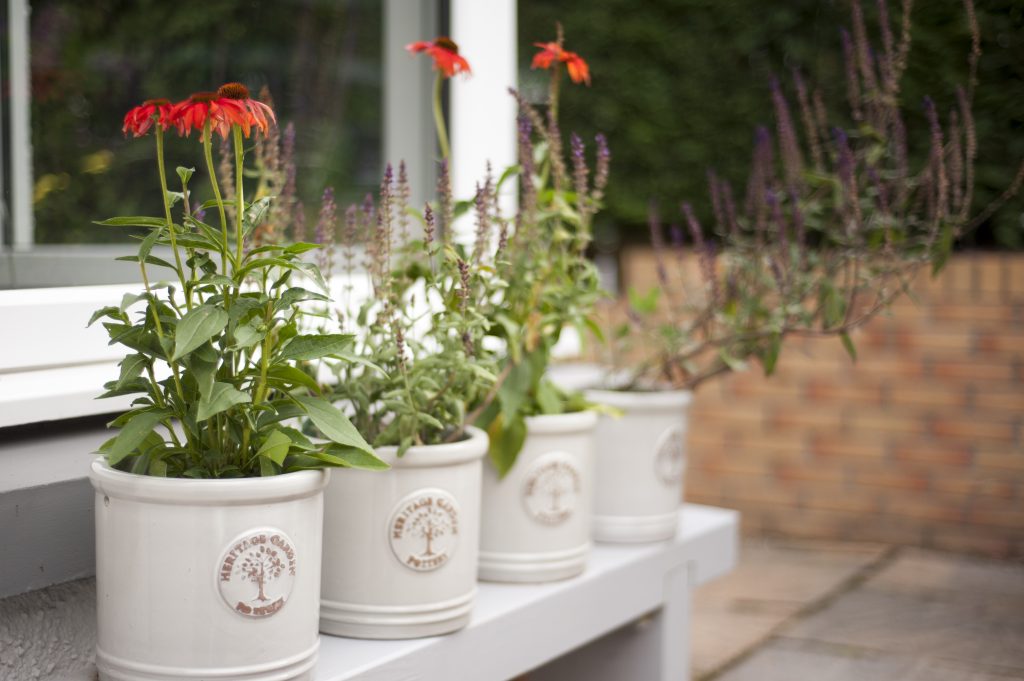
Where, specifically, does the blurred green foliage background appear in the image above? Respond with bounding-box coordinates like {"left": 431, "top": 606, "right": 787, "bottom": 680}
{"left": 519, "top": 0, "right": 1024, "bottom": 249}
{"left": 27, "top": 0, "right": 381, "bottom": 244}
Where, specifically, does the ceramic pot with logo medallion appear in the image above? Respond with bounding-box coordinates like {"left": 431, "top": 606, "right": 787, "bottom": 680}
{"left": 478, "top": 410, "right": 598, "bottom": 583}
{"left": 89, "top": 459, "right": 328, "bottom": 681}
{"left": 583, "top": 389, "right": 693, "bottom": 543}
{"left": 319, "top": 426, "right": 487, "bottom": 639}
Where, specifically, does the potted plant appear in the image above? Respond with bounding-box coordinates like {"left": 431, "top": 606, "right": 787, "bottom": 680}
{"left": 316, "top": 154, "right": 497, "bottom": 638}
{"left": 585, "top": 0, "right": 1007, "bottom": 543}
{"left": 89, "top": 84, "right": 383, "bottom": 680}
{"left": 468, "top": 29, "right": 610, "bottom": 583}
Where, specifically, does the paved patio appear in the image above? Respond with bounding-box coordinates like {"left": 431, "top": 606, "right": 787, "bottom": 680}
{"left": 693, "top": 538, "right": 1024, "bottom": 681}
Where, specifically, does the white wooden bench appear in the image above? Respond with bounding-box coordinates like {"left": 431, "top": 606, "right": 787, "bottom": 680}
{"left": 316, "top": 504, "right": 738, "bottom": 681}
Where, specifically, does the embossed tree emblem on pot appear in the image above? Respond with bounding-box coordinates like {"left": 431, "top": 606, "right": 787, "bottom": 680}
{"left": 240, "top": 545, "right": 285, "bottom": 602}
{"left": 523, "top": 452, "right": 582, "bottom": 525}
{"left": 389, "top": 490, "right": 461, "bottom": 572}
{"left": 217, "top": 529, "right": 298, "bottom": 618}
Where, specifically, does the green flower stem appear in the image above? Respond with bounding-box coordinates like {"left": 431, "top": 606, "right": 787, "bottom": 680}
{"left": 154, "top": 127, "right": 189, "bottom": 310}
{"left": 432, "top": 74, "right": 450, "bottom": 160}
{"left": 202, "top": 122, "right": 231, "bottom": 275}
{"left": 137, "top": 260, "right": 188, "bottom": 425}
{"left": 232, "top": 125, "right": 245, "bottom": 264}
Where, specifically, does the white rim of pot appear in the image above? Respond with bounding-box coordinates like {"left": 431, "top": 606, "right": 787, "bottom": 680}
{"left": 523, "top": 409, "right": 599, "bottom": 434}
{"left": 372, "top": 425, "right": 489, "bottom": 468}
{"left": 584, "top": 388, "right": 693, "bottom": 412}
{"left": 89, "top": 458, "right": 329, "bottom": 506}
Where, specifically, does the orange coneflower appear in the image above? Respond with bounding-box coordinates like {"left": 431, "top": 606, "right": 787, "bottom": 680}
{"left": 214, "top": 82, "right": 276, "bottom": 138}
{"left": 122, "top": 98, "right": 173, "bottom": 137}
{"left": 168, "top": 84, "right": 276, "bottom": 139}
{"left": 168, "top": 91, "right": 222, "bottom": 138}
{"left": 406, "top": 37, "right": 472, "bottom": 78}
{"left": 532, "top": 42, "right": 590, "bottom": 86}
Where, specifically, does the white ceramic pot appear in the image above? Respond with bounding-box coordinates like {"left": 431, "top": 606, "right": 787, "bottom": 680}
{"left": 319, "top": 426, "right": 487, "bottom": 639}
{"left": 478, "top": 410, "right": 598, "bottom": 583}
{"left": 584, "top": 389, "right": 693, "bottom": 543}
{"left": 89, "top": 460, "right": 328, "bottom": 681}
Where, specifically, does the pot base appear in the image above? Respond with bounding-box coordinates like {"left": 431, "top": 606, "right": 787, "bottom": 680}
{"left": 593, "top": 510, "right": 679, "bottom": 543}
{"left": 96, "top": 640, "right": 318, "bottom": 681}
{"left": 319, "top": 588, "right": 475, "bottom": 640}
{"left": 478, "top": 542, "right": 590, "bottom": 583}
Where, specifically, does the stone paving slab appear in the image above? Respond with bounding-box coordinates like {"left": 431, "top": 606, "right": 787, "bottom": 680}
{"left": 702, "top": 544, "right": 1024, "bottom": 681}
{"left": 692, "top": 538, "right": 889, "bottom": 678}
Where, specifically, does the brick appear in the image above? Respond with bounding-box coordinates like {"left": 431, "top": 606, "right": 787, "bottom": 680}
{"left": 811, "top": 435, "right": 889, "bottom": 460}
{"left": 848, "top": 411, "right": 929, "bottom": 436}
{"left": 929, "top": 476, "right": 1017, "bottom": 499}
{"left": 768, "top": 407, "right": 846, "bottom": 432}
{"left": 929, "top": 528, "right": 1014, "bottom": 557}
{"left": 885, "top": 498, "right": 965, "bottom": 524}
{"left": 851, "top": 467, "right": 930, "bottom": 491}
{"left": 1008, "top": 259, "right": 1024, "bottom": 300}
{"left": 891, "top": 443, "right": 972, "bottom": 466}
{"left": 758, "top": 507, "right": 855, "bottom": 540}
{"left": 773, "top": 462, "right": 847, "bottom": 485}
{"left": 974, "top": 332, "right": 1024, "bottom": 357}
{"left": 971, "top": 390, "right": 1024, "bottom": 412}
{"left": 965, "top": 502, "right": 1024, "bottom": 529}
{"left": 941, "top": 258, "right": 976, "bottom": 295}
{"left": 930, "top": 360, "right": 1017, "bottom": 383}
{"left": 931, "top": 303, "right": 1019, "bottom": 325}
{"left": 932, "top": 417, "right": 1016, "bottom": 443}
{"left": 975, "top": 451, "right": 1024, "bottom": 472}
{"left": 805, "top": 379, "right": 884, "bottom": 406}
{"left": 885, "top": 384, "right": 969, "bottom": 409}
{"left": 975, "top": 256, "right": 1006, "bottom": 297}
{"left": 801, "top": 486, "right": 881, "bottom": 514}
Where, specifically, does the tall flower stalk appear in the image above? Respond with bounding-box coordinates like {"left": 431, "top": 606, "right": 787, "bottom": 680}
{"left": 406, "top": 37, "right": 472, "bottom": 160}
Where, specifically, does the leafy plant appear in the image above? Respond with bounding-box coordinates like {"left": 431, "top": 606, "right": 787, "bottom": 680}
{"left": 602, "top": 0, "right": 1023, "bottom": 390}
{"left": 322, "top": 161, "right": 497, "bottom": 454}
{"left": 91, "top": 84, "right": 385, "bottom": 478}
{"left": 470, "top": 28, "right": 611, "bottom": 476}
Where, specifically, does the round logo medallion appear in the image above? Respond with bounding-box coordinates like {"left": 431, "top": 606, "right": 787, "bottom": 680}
{"left": 217, "top": 528, "right": 297, "bottom": 618}
{"left": 388, "top": 489, "right": 461, "bottom": 572}
{"left": 654, "top": 425, "right": 686, "bottom": 485}
{"left": 522, "top": 451, "right": 582, "bottom": 525}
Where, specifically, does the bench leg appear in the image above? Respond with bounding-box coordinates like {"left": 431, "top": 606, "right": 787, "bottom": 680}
{"left": 526, "top": 562, "right": 694, "bottom": 681}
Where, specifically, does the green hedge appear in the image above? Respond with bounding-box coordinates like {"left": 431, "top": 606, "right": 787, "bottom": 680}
{"left": 520, "top": 0, "right": 1024, "bottom": 249}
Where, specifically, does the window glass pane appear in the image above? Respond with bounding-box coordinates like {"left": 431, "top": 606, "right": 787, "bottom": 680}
{"left": 27, "top": 0, "right": 381, "bottom": 247}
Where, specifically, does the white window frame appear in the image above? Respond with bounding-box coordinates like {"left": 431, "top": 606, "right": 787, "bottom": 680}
{"left": 0, "top": 0, "right": 517, "bottom": 430}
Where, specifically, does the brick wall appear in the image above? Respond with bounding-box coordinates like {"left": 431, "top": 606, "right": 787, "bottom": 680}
{"left": 621, "top": 249, "right": 1024, "bottom": 557}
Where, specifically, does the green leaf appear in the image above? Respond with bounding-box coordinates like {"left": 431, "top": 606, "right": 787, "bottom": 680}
{"left": 266, "top": 365, "right": 320, "bottom": 393}
{"left": 762, "top": 333, "right": 782, "bottom": 376}
{"left": 229, "top": 323, "right": 265, "bottom": 350}
{"left": 88, "top": 306, "right": 121, "bottom": 327}
{"left": 278, "top": 334, "right": 354, "bottom": 362}
{"left": 185, "top": 350, "right": 217, "bottom": 401}
{"left": 137, "top": 226, "right": 163, "bottom": 261}
{"left": 535, "top": 378, "right": 564, "bottom": 415}
{"left": 116, "top": 353, "right": 150, "bottom": 388}
{"left": 839, "top": 332, "right": 858, "bottom": 363}
{"left": 94, "top": 216, "right": 166, "bottom": 228}
{"left": 172, "top": 305, "right": 229, "bottom": 361}
{"left": 628, "top": 286, "right": 660, "bottom": 315}
{"left": 115, "top": 254, "right": 177, "bottom": 270}
{"left": 196, "top": 382, "right": 251, "bottom": 421}
{"left": 273, "top": 287, "right": 329, "bottom": 313}
{"left": 498, "top": 359, "right": 534, "bottom": 423}
{"left": 103, "top": 409, "right": 171, "bottom": 466}
{"left": 176, "top": 166, "right": 195, "bottom": 185}
{"left": 320, "top": 444, "right": 390, "bottom": 470}
{"left": 718, "top": 348, "right": 748, "bottom": 372}
{"left": 488, "top": 414, "right": 527, "bottom": 478}
{"left": 256, "top": 429, "right": 292, "bottom": 466}
{"left": 285, "top": 242, "right": 321, "bottom": 255}
{"left": 294, "top": 395, "right": 373, "bottom": 454}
